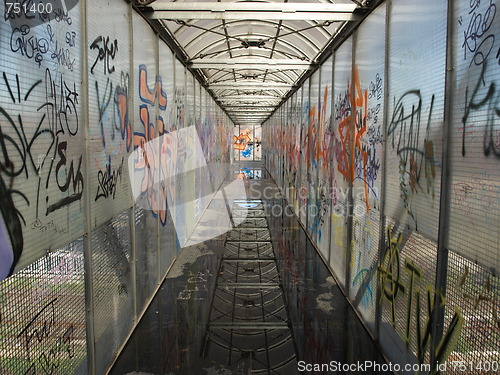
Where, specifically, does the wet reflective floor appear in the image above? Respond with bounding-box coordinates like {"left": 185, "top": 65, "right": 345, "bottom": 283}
{"left": 110, "top": 162, "right": 390, "bottom": 375}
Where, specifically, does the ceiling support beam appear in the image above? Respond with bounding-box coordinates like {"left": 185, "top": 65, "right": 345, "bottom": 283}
{"left": 209, "top": 82, "right": 293, "bottom": 91}
{"left": 190, "top": 58, "right": 313, "bottom": 70}
{"left": 142, "top": 2, "right": 360, "bottom": 21}
{"left": 225, "top": 106, "right": 276, "bottom": 109}
{"left": 217, "top": 94, "right": 283, "bottom": 99}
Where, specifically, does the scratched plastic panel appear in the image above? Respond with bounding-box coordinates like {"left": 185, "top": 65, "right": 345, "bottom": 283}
{"left": 87, "top": 0, "right": 132, "bottom": 229}
{"left": 159, "top": 43, "right": 174, "bottom": 136}
{"left": 213, "top": 105, "right": 219, "bottom": 163}
{"left": 91, "top": 211, "right": 133, "bottom": 374}
{"left": 284, "top": 102, "right": 293, "bottom": 200}
{"left": 132, "top": 12, "right": 160, "bottom": 313}
{"left": 384, "top": 0, "right": 446, "bottom": 240}
{"left": 267, "top": 117, "right": 275, "bottom": 175}
{"left": 329, "top": 39, "right": 353, "bottom": 289}
{"left": 206, "top": 97, "right": 218, "bottom": 186}
{"left": 132, "top": 10, "right": 161, "bottom": 225}
{"left": 159, "top": 209, "right": 176, "bottom": 277}
{"left": 280, "top": 103, "right": 287, "bottom": 189}
{"left": 157, "top": 44, "right": 176, "bottom": 251}
{"left": 298, "top": 83, "right": 309, "bottom": 226}
{"left": 379, "top": 218, "right": 438, "bottom": 369}
{"left": 225, "top": 114, "right": 231, "bottom": 164}
{"left": 316, "top": 56, "right": 333, "bottom": 260}
{"left": 0, "top": 239, "right": 87, "bottom": 374}
{"left": 198, "top": 92, "right": 214, "bottom": 223}
{"left": 380, "top": 0, "right": 447, "bottom": 370}
{"left": 186, "top": 68, "right": 195, "bottom": 129}
{"left": 447, "top": 0, "right": 500, "bottom": 273}
{"left": 254, "top": 125, "right": 262, "bottom": 161}
{"left": 349, "top": 4, "right": 386, "bottom": 328}
{"left": 307, "top": 67, "right": 320, "bottom": 243}
{"left": 182, "top": 70, "right": 196, "bottom": 242}
{"left": 444, "top": 251, "right": 500, "bottom": 374}
{"left": 158, "top": 39, "right": 176, "bottom": 271}
{"left": 173, "top": 59, "right": 190, "bottom": 246}
{"left": 287, "top": 93, "right": 298, "bottom": 211}
{"left": 134, "top": 206, "right": 159, "bottom": 313}
{"left": 292, "top": 90, "right": 303, "bottom": 215}
{"left": 277, "top": 109, "right": 284, "bottom": 187}
{"left": 0, "top": 1, "right": 85, "bottom": 276}
{"left": 174, "top": 59, "right": 185, "bottom": 131}
{"left": 212, "top": 100, "right": 224, "bottom": 187}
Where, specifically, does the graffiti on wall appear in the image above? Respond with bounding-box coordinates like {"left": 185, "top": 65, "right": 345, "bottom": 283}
{"left": 234, "top": 127, "right": 260, "bottom": 159}
{"left": 133, "top": 64, "right": 170, "bottom": 225}
{"left": 0, "top": 68, "right": 82, "bottom": 278}
{"left": 461, "top": 61, "right": 500, "bottom": 159}
{"left": 331, "top": 66, "right": 383, "bottom": 220}
{"left": 378, "top": 226, "right": 463, "bottom": 368}
{"left": 387, "top": 90, "right": 437, "bottom": 226}
{"left": 17, "top": 298, "right": 76, "bottom": 373}
{"left": 458, "top": 0, "right": 500, "bottom": 159}
{"left": 92, "top": 64, "right": 131, "bottom": 203}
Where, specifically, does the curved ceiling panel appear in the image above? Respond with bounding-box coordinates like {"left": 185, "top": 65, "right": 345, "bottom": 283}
{"left": 135, "top": 0, "right": 374, "bottom": 126}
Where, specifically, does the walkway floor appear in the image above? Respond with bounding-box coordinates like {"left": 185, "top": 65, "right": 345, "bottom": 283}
{"left": 110, "top": 162, "right": 390, "bottom": 375}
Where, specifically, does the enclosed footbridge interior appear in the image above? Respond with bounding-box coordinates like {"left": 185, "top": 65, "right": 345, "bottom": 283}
{"left": 0, "top": 0, "right": 499, "bottom": 374}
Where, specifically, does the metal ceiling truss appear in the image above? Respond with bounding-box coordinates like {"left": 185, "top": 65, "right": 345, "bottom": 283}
{"left": 182, "top": 20, "right": 327, "bottom": 58}
{"left": 208, "top": 70, "right": 300, "bottom": 85}
{"left": 142, "top": 2, "right": 360, "bottom": 21}
{"left": 133, "top": 0, "right": 377, "bottom": 126}
{"left": 179, "top": 20, "right": 324, "bottom": 56}
{"left": 191, "top": 58, "right": 313, "bottom": 70}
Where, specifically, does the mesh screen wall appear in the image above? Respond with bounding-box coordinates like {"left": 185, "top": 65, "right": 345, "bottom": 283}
{"left": 0, "top": 1, "right": 234, "bottom": 373}
{"left": 263, "top": 0, "right": 500, "bottom": 373}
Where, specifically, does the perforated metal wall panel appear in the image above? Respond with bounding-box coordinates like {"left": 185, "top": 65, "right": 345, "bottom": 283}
{"left": 384, "top": 0, "right": 446, "bottom": 239}
{"left": 379, "top": 0, "right": 447, "bottom": 369}
{"left": 299, "top": 83, "right": 309, "bottom": 226}
{"left": 307, "top": 70, "right": 320, "bottom": 243}
{"left": 184, "top": 70, "right": 197, "bottom": 242}
{"left": 444, "top": 0, "right": 500, "bottom": 370}
{"left": 0, "top": 1, "right": 85, "bottom": 274}
{"left": 134, "top": 206, "right": 159, "bottom": 313}
{"left": 132, "top": 10, "right": 160, "bottom": 313}
{"left": 293, "top": 89, "right": 303, "bottom": 215}
{"left": 348, "top": 4, "right": 386, "bottom": 328}
{"left": 448, "top": 0, "right": 500, "bottom": 273}
{"left": 91, "top": 210, "right": 133, "bottom": 374}
{"left": 262, "top": 0, "right": 500, "bottom": 373}
{"left": 0, "top": 240, "right": 87, "bottom": 374}
{"left": 329, "top": 39, "right": 353, "bottom": 288}
{"left": 316, "top": 56, "right": 333, "bottom": 259}
{"left": 87, "top": 0, "right": 132, "bottom": 229}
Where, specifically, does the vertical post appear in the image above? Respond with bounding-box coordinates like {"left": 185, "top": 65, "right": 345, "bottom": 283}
{"left": 129, "top": 2, "right": 138, "bottom": 324}
{"left": 345, "top": 31, "right": 357, "bottom": 297}
{"left": 328, "top": 52, "right": 336, "bottom": 265}
{"left": 315, "top": 67, "right": 321, "bottom": 247}
{"left": 375, "top": 0, "right": 391, "bottom": 342}
{"left": 81, "top": 0, "right": 96, "bottom": 373}
{"left": 430, "top": 0, "right": 455, "bottom": 368}
{"left": 155, "top": 35, "right": 161, "bottom": 287}
{"left": 304, "top": 80, "right": 311, "bottom": 234}
{"left": 297, "top": 87, "right": 303, "bottom": 221}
